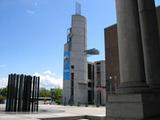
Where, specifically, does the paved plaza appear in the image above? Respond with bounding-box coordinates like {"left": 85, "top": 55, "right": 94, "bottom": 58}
{"left": 0, "top": 104, "right": 105, "bottom": 120}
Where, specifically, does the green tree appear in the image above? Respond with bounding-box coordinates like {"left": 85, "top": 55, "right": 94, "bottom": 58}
{"left": 0, "top": 87, "right": 7, "bottom": 98}
{"left": 39, "top": 87, "right": 51, "bottom": 97}
{"left": 0, "top": 87, "right": 7, "bottom": 103}
{"left": 39, "top": 87, "right": 63, "bottom": 104}
{"left": 51, "top": 88, "right": 63, "bottom": 104}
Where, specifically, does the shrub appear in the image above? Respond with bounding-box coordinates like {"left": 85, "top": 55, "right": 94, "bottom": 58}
{"left": 0, "top": 95, "right": 5, "bottom": 104}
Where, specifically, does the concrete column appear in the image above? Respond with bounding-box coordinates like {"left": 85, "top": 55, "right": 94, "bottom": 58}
{"left": 138, "top": 0, "right": 160, "bottom": 90}
{"left": 116, "top": 0, "right": 148, "bottom": 93}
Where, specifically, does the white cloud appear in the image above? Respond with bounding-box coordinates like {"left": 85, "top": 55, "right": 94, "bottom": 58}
{"left": 34, "top": 70, "right": 63, "bottom": 89}
{"left": 0, "top": 64, "right": 7, "bottom": 68}
{"left": 0, "top": 70, "right": 63, "bottom": 89}
{"left": 0, "top": 77, "right": 7, "bottom": 88}
{"left": 43, "top": 70, "right": 52, "bottom": 75}
{"left": 26, "top": 9, "right": 35, "bottom": 14}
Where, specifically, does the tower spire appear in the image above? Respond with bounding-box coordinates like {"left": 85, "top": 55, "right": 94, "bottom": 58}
{"left": 75, "top": 1, "right": 81, "bottom": 15}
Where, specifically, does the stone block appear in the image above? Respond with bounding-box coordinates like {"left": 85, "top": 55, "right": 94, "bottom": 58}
{"left": 106, "top": 93, "right": 160, "bottom": 120}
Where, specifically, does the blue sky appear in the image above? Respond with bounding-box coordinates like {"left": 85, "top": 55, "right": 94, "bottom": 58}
{"left": 0, "top": 0, "right": 160, "bottom": 88}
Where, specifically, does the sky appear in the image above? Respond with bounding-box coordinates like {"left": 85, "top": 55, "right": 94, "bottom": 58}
{"left": 0, "top": 0, "right": 160, "bottom": 89}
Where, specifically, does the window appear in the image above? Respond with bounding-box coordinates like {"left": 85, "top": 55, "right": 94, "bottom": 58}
{"left": 71, "top": 65, "right": 74, "bottom": 69}
{"left": 71, "top": 73, "right": 74, "bottom": 80}
{"left": 88, "top": 64, "right": 92, "bottom": 79}
{"left": 88, "top": 82, "right": 92, "bottom": 87}
{"left": 96, "top": 62, "right": 101, "bottom": 72}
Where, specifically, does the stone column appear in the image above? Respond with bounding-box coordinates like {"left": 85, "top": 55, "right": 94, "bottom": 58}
{"left": 116, "top": 0, "right": 148, "bottom": 93}
{"left": 106, "top": 1, "right": 160, "bottom": 119}
{"left": 138, "top": 0, "right": 160, "bottom": 90}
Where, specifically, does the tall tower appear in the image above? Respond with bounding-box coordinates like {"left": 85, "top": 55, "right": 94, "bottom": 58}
{"left": 63, "top": 2, "right": 88, "bottom": 105}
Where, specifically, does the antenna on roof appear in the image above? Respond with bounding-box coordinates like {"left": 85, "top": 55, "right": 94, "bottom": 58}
{"left": 75, "top": 1, "right": 81, "bottom": 15}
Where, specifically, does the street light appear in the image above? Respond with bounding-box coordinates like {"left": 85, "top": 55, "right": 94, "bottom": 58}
{"left": 109, "top": 76, "right": 112, "bottom": 94}
{"left": 114, "top": 75, "right": 118, "bottom": 90}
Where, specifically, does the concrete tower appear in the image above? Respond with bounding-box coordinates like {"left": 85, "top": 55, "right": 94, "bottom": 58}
{"left": 63, "top": 3, "right": 88, "bottom": 105}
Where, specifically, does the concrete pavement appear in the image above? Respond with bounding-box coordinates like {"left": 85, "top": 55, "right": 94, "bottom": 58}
{"left": 0, "top": 104, "right": 105, "bottom": 120}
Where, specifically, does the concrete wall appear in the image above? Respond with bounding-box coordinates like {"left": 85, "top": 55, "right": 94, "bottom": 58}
{"left": 94, "top": 60, "right": 106, "bottom": 105}
{"left": 70, "top": 15, "right": 88, "bottom": 105}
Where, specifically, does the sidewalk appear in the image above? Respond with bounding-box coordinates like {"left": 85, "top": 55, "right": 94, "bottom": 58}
{"left": 0, "top": 104, "right": 105, "bottom": 120}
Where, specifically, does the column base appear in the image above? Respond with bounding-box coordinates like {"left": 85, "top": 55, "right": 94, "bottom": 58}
{"left": 116, "top": 81, "right": 150, "bottom": 94}
{"left": 148, "top": 83, "right": 160, "bottom": 92}
{"left": 106, "top": 93, "right": 160, "bottom": 120}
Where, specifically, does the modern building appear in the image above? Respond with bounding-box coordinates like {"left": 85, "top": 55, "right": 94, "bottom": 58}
{"left": 63, "top": 4, "right": 106, "bottom": 106}
{"left": 93, "top": 60, "right": 106, "bottom": 106}
{"left": 104, "top": 24, "right": 120, "bottom": 93}
{"left": 63, "top": 11, "right": 88, "bottom": 105}
{"left": 63, "top": 20, "right": 106, "bottom": 105}
{"left": 63, "top": 54, "right": 106, "bottom": 106}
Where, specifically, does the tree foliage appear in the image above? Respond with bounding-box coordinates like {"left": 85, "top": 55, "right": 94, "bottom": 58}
{"left": 39, "top": 87, "right": 63, "bottom": 104}
{"left": 39, "top": 87, "right": 51, "bottom": 97}
{"left": 0, "top": 87, "right": 7, "bottom": 103}
{"left": 0, "top": 87, "right": 7, "bottom": 97}
{"left": 0, "top": 87, "right": 63, "bottom": 105}
{"left": 51, "top": 88, "right": 63, "bottom": 104}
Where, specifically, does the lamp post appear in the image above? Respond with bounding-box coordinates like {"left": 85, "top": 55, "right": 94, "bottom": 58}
{"left": 109, "top": 76, "right": 112, "bottom": 94}
{"left": 114, "top": 75, "right": 118, "bottom": 90}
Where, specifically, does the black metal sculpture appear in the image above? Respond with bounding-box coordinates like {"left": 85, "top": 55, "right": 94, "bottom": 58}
{"left": 6, "top": 74, "right": 40, "bottom": 112}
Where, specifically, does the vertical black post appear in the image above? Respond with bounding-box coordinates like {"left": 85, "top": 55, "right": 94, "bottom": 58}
{"left": 8, "top": 74, "right": 12, "bottom": 111}
{"left": 31, "top": 76, "right": 35, "bottom": 112}
{"left": 18, "top": 75, "right": 24, "bottom": 111}
{"left": 34, "top": 77, "right": 37, "bottom": 112}
{"left": 27, "top": 76, "right": 32, "bottom": 111}
{"left": 14, "top": 75, "right": 19, "bottom": 111}
{"left": 22, "top": 75, "right": 28, "bottom": 111}
{"left": 37, "top": 77, "right": 40, "bottom": 111}
{"left": 10, "top": 74, "right": 15, "bottom": 111}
